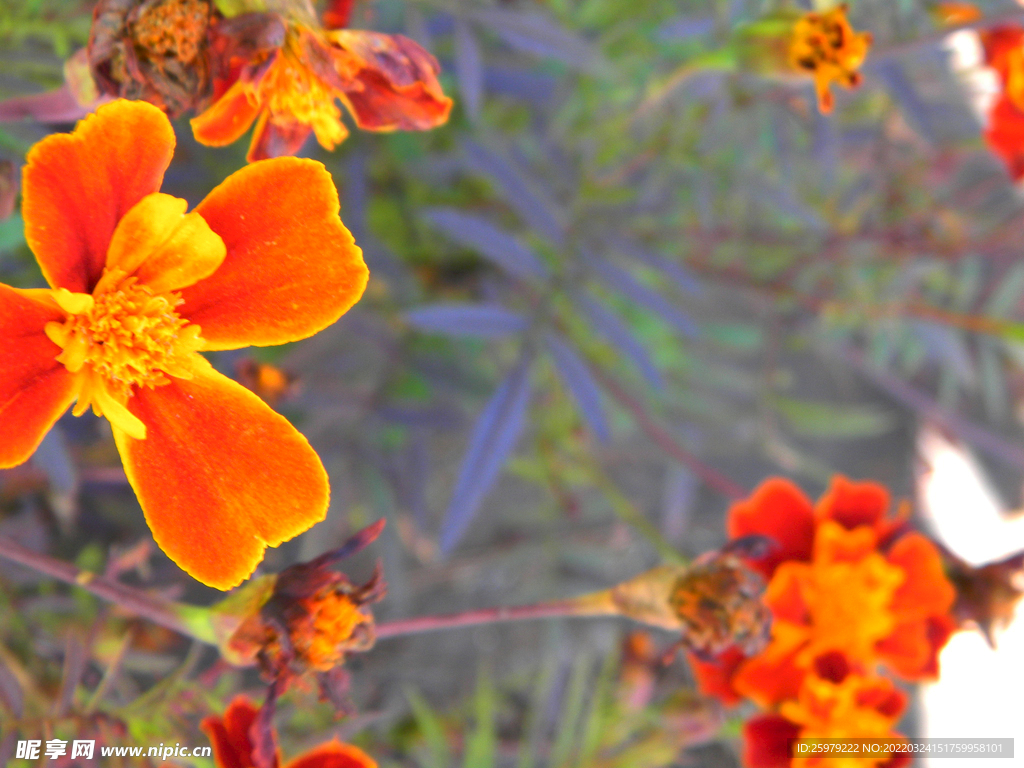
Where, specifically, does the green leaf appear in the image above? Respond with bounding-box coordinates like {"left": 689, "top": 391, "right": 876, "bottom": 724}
{"left": 773, "top": 397, "right": 895, "bottom": 439}
{"left": 464, "top": 667, "right": 497, "bottom": 768}
{"left": 407, "top": 688, "right": 452, "bottom": 768}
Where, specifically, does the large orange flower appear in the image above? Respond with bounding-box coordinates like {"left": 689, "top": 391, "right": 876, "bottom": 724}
{"left": 203, "top": 696, "right": 376, "bottom": 768}
{"left": 0, "top": 99, "right": 368, "bottom": 589}
{"left": 191, "top": 16, "right": 452, "bottom": 162}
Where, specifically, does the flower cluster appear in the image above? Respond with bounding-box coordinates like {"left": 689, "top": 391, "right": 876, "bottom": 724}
{"left": 84, "top": 0, "right": 451, "bottom": 160}
{"left": 688, "top": 477, "right": 957, "bottom": 768}
{"left": 203, "top": 696, "right": 376, "bottom": 768}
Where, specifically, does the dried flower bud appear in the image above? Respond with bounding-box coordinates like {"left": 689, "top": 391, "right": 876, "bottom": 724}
{"left": 225, "top": 521, "right": 387, "bottom": 683}
{"left": 943, "top": 546, "right": 1024, "bottom": 648}
{"left": 89, "top": 0, "right": 217, "bottom": 117}
{"left": 668, "top": 548, "right": 771, "bottom": 659}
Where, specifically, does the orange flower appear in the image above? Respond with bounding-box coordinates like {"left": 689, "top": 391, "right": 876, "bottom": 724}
{"left": 694, "top": 477, "right": 955, "bottom": 708}
{"left": 788, "top": 5, "right": 872, "bottom": 113}
{"left": 191, "top": 16, "right": 452, "bottom": 161}
{"left": 0, "top": 99, "right": 368, "bottom": 589}
{"left": 744, "top": 674, "right": 909, "bottom": 768}
{"left": 203, "top": 696, "right": 376, "bottom": 768}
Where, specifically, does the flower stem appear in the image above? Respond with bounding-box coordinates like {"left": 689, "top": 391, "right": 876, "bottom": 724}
{"left": 375, "top": 595, "right": 617, "bottom": 640}
{"left": 0, "top": 535, "right": 194, "bottom": 637}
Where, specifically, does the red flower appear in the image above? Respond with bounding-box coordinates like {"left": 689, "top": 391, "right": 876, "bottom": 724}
{"left": 202, "top": 696, "right": 376, "bottom": 768}
{"left": 192, "top": 15, "right": 451, "bottom": 161}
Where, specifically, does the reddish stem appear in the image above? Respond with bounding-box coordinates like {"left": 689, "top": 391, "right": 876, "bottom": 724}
{"left": 0, "top": 535, "right": 189, "bottom": 635}
{"left": 375, "top": 600, "right": 594, "bottom": 639}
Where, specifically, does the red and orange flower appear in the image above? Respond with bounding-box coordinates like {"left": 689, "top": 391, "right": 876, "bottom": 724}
{"left": 688, "top": 477, "right": 957, "bottom": 766}
{"left": 979, "top": 26, "right": 1024, "bottom": 179}
{"left": 192, "top": 10, "right": 452, "bottom": 161}
{"left": 203, "top": 696, "right": 376, "bottom": 768}
{"left": 0, "top": 99, "right": 368, "bottom": 589}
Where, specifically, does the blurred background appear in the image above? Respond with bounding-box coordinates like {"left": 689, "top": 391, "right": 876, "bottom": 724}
{"left": 2, "top": 0, "right": 1024, "bottom": 765}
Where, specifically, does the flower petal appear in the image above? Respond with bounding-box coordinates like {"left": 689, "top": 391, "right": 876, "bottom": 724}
{"left": 200, "top": 696, "right": 259, "bottom": 768}
{"left": 329, "top": 31, "right": 452, "bottom": 131}
{"left": 286, "top": 741, "right": 377, "bottom": 768}
{"left": 815, "top": 475, "right": 889, "bottom": 531}
{"left": 103, "top": 192, "right": 226, "bottom": 294}
{"left": 688, "top": 646, "right": 747, "bottom": 706}
{"left": 22, "top": 100, "right": 175, "bottom": 293}
{"left": 190, "top": 79, "right": 263, "bottom": 147}
{"left": 247, "top": 112, "right": 315, "bottom": 162}
{"left": 887, "top": 533, "right": 956, "bottom": 619}
{"left": 727, "top": 477, "right": 815, "bottom": 577}
{"left": 0, "top": 285, "right": 76, "bottom": 468}
{"left": 180, "top": 157, "right": 367, "bottom": 350}
{"left": 113, "top": 358, "right": 329, "bottom": 589}
{"left": 742, "top": 714, "right": 799, "bottom": 768}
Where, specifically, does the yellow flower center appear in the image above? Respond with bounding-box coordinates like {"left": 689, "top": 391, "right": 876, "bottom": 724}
{"left": 257, "top": 35, "right": 349, "bottom": 150}
{"left": 45, "top": 279, "right": 204, "bottom": 438}
{"left": 803, "top": 553, "right": 904, "bottom": 661}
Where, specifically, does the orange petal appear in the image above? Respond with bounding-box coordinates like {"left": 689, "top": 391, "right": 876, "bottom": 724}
{"left": 727, "top": 477, "right": 815, "bottom": 577}
{"left": 201, "top": 696, "right": 260, "bottom": 768}
{"left": 887, "top": 533, "right": 956, "bottom": 619}
{"left": 103, "top": 193, "right": 226, "bottom": 294}
{"left": 286, "top": 741, "right": 377, "bottom": 768}
{"left": 764, "top": 562, "right": 811, "bottom": 623}
{"left": 191, "top": 80, "right": 263, "bottom": 147}
{"left": 733, "top": 626, "right": 807, "bottom": 708}
{"left": 0, "top": 285, "right": 76, "bottom": 468}
{"left": 22, "top": 100, "right": 175, "bottom": 293}
{"left": 180, "top": 157, "right": 367, "bottom": 350}
{"left": 113, "top": 358, "right": 329, "bottom": 589}
{"left": 875, "top": 615, "right": 955, "bottom": 680}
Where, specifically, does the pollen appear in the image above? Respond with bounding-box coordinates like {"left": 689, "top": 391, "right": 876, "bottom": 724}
{"left": 45, "top": 278, "right": 205, "bottom": 438}
{"left": 294, "top": 590, "right": 369, "bottom": 670}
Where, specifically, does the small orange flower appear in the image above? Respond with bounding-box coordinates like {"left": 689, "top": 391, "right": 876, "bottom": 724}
{"left": 191, "top": 15, "right": 452, "bottom": 161}
{"left": 0, "top": 99, "right": 368, "bottom": 589}
{"left": 693, "top": 477, "right": 956, "bottom": 709}
{"left": 788, "top": 5, "right": 872, "bottom": 113}
{"left": 203, "top": 696, "right": 376, "bottom": 768}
